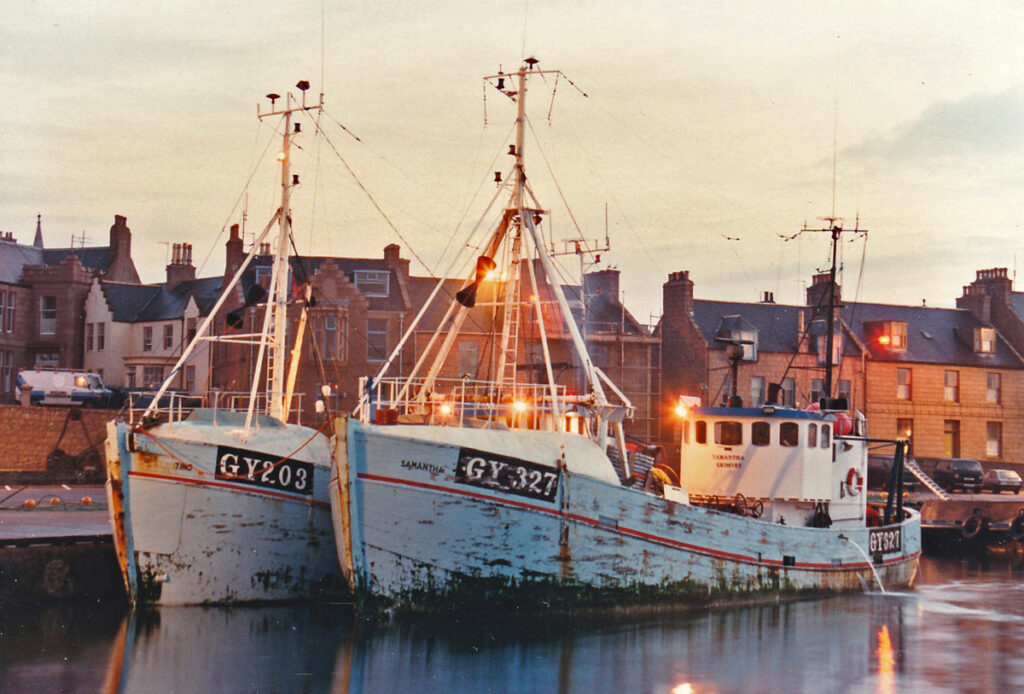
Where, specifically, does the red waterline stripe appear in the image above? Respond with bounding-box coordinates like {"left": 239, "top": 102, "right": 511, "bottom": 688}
{"left": 357, "top": 472, "right": 920, "bottom": 571}
{"left": 128, "top": 470, "right": 330, "bottom": 508}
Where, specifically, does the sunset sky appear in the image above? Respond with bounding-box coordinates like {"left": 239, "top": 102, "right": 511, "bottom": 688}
{"left": 3, "top": 1, "right": 1023, "bottom": 322}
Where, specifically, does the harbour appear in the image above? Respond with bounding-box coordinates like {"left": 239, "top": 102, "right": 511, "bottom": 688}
{"left": 2, "top": 553, "right": 1022, "bottom": 692}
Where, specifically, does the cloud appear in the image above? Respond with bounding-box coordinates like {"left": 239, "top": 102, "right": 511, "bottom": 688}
{"left": 847, "top": 86, "right": 1024, "bottom": 163}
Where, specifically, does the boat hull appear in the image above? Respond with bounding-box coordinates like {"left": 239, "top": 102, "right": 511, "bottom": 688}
{"left": 333, "top": 417, "right": 920, "bottom": 613}
{"left": 106, "top": 413, "right": 346, "bottom": 605}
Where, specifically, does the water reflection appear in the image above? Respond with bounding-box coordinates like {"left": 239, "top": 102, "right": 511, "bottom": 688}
{"left": 3, "top": 556, "right": 1024, "bottom": 693}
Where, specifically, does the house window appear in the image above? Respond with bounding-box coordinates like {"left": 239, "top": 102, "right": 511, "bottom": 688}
{"left": 986, "top": 422, "right": 1002, "bottom": 458}
{"left": 86, "top": 323, "right": 94, "bottom": 352}
{"left": 0, "top": 291, "right": 5, "bottom": 334}
{"left": 125, "top": 367, "right": 136, "bottom": 389}
{"left": 254, "top": 266, "right": 272, "bottom": 291}
{"left": 96, "top": 323, "right": 105, "bottom": 351}
{"left": 366, "top": 318, "right": 389, "bottom": 362}
{"left": 5, "top": 292, "right": 14, "bottom": 332}
{"left": 781, "top": 377, "right": 795, "bottom": 407}
{"left": 734, "top": 328, "right": 757, "bottom": 360}
{"left": 163, "top": 324, "right": 174, "bottom": 350}
{"left": 944, "top": 370, "right": 959, "bottom": 403}
{"left": 974, "top": 327, "right": 996, "bottom": 354}
{"left": 944, "top": 420, "right": 961, "bottom": 458}
{"left": 810, "top": 378, "right": 824, "bottom": 405}
{"left": 143, "top": 326, "right": 153, "bottom": 352}
{"left": 816, "top": 332, "right": 843, "bottom": 366}
{"left": 870, "top": 320, "right": 908, "bottom": 351}
{"left": 837, "top": 379, "right": 851, "bottom": 405}
{"left": 185, "top": 365, "right": 196, "bottom": 394}
{"left": 142, "top": 365, "right": 163, "bottom": 387}
{"left": 589, "top": 344, "right": 609, "bottom": 369}
{"left": 896, "top": 368, "right": 911, "bottom": 400}
{"left": 187, "top": 317, "right": 197, "bottom": 343}
{"left": 987, "top": 373, "right": 1001, "bottom": 404}
{"left": 354, "top": 270, "right": 390, "bottom": 297}
{"left": 750, "top": 376, "right": 765, "bottom": 407}
{"left": 0, "top": 350, "right": 10, "bottom": 394}
{"left": 39, "top": 296, "right": 56, "bottom": 334}
{"left": 458, "top": 340, "right": 479, "bottom": 377}
{"left": 315, "top": 313, "right": 346, "bottom": 362}
{"left": 897, "top": 418, "right": 914, "bottom": 456}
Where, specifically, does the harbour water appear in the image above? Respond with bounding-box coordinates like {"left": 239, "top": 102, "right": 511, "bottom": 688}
{"left": 1, "top": 554, "right": 1021, "bottom": 693}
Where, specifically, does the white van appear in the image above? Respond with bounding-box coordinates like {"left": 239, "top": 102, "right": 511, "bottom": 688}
{"left": 15, "top": 369, "right": 119, "bottom": 407}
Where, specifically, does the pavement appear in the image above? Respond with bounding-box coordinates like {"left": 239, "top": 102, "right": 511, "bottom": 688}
{"left": 0, "top": 485, "right": 110, "bottom": 540}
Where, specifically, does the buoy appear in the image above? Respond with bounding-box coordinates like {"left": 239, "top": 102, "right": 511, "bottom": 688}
{"left": 23, "top": 498, "right": 36, "bottom": 509}
{"left": 49, "top": 496, "right": 60, "bottom": 506}
{"left": 81, "top": 496, "right": 92, "bottom": 505}
{"left": 834, "top": 412, "right": 854, "bottom": 435}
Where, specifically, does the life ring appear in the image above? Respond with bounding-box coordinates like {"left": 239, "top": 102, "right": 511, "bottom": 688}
{"left": 961, "top": 514, "right": 983, "bottom": 541}
{"left": 844, "top": 468, "right": 863, "bottom": 497}
{"left": 1010, "top": 511, "right": 1024, "bottom": 542}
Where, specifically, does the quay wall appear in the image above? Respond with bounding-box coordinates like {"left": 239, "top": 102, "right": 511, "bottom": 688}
{"left": 0, "top": 405, "right": 113, "bottom": 474}
{"left": 0, "top": 539, "right": 125, "bottom": 604}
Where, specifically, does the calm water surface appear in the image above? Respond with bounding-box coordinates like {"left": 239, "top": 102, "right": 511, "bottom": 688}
{"left": 2, "top": 555, "right": 1022, "bottom": 693}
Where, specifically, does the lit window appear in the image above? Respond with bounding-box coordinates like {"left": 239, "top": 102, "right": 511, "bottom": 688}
{"left": 870, "top": 321, "right": 908, "bottom": 352}
{"left": 974, "top": 327, "right": 996, "bottom": 354}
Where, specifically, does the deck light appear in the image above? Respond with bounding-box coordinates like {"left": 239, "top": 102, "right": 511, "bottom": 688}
{"left": 439, "top": 403, "right": 453, "bottom": 417}
{"left": 513, "top": 400, "right": 528, "bottom": 413}
{"left": 675, "top": 402, "right": 688, "bottom": 418}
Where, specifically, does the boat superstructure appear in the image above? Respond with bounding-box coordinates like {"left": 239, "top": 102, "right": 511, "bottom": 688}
{"left": 330, "top": 59, "right": 920, "bottom": 614}
{"left": 105, "top": 84, "right": 345, "bottom": 605}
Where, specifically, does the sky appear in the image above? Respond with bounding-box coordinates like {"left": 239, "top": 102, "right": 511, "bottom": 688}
{"left": 3, "top": 1, "right": 1023, "bottom": 324}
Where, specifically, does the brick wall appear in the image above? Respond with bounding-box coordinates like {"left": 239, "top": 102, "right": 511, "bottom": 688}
{"left": 0, "top": 405, "right": 111, "bottom": 472}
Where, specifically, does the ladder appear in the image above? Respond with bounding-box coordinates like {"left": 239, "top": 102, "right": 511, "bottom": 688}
{"left": 905, "top": 458, "right": 950, "bottom": 501}
{"left": 494, "top": 235, "right": 522, "bottom": 395}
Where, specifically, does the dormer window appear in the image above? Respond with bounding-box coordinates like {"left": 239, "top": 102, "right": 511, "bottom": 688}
{"left": 715, "top": 315, "right": 758, "bottom": 361}
{"left": 974, "top": 327, "right": 996, "bottom": 354}
{"left": 867, "top": 320, "right": 907, "bottom": 352}
{"left": 354, "top": 270, "right": 390, "bottom": 297}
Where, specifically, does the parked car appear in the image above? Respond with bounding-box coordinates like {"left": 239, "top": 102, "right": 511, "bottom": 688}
{"left": 982, "top": 469, "right": 1022, "bottom": 494}
{"left": 867, "top": 454, "right": 920, "bottom": 492}
{"left": 932, "top": 458, "right": 984, "bottom": 493}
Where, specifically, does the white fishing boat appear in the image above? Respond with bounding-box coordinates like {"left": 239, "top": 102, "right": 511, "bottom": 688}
{"left": 105, "top": 84, "right": 345, "bottom": 605}
{"left": 330, "top": 59, "right": 920, "bottom": 613}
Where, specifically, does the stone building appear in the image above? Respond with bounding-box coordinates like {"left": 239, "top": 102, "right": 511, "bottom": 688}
{"left": 659, "top": 270, "right": 1024, "bottom": 466}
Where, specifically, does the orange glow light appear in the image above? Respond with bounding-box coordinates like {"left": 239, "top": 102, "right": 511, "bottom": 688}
{"left": 675, "top": 403, "right": 688, "bottom": 418}
{"left": 439, "top": 403, "right": 453, "bottom": 416}
{"left": 878, "top": 334, "right": 891, "bottom": 345}
{"left": 513, "top": 400, "right": 528, "bottom": 413}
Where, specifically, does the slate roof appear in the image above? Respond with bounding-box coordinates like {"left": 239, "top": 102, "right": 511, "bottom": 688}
{"left": 0, "top": 243, "right": 44, "bottom": 284}
{"left": 562, "top": 283, "right": 652, "bottom": 337}
{"left": 43, "top": 247, "right": 111, "bottom": 272}
{"left": 102, "top": 276, "right": 223, "bottom": 323}
{"left": 690, "top": 298, "right": 1024, "bottom": 369}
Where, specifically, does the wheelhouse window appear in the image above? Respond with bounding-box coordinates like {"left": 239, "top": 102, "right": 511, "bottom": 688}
{"left": 807, "top": 423, "right": 818, "bottom": 447}
{"left": 39, "top": 296, "right": 56, "bottom": 334}
{"left": 944, "top": 370, "right": 959, "bottom": 403}
{"left": 780, "top": 422, "right": 799, "bottom": 447}
{"left": 820, "top": 425, "right": 830, "bottom": 448}
{"left": 751, "top": 421, "right": 770, "bottom": 446}
{"left": 974, "top": 327, "right": 996, "bottom": 354}
{"left": 695, "top": 420, "right": 707, "bottom": 445}
{"left": 896, "top": 368, "right": 911, "bottom": 400}
{"left": 714, "top": 421, "right": 742, "bottom": 446}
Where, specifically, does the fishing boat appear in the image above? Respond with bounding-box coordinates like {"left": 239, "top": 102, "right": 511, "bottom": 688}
{"left": 329, "top": 59, "right": 921, "bottom": 614}
{"left": 105, "top": 84, "right": 345, "bottom": 605}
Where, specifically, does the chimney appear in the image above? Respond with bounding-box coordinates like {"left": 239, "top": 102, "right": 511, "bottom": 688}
{"left": 383, "top": 243, "right": 410, "bottom": 278}
{"left": 663, "top": 270, "right": 694, "bottom": 317}
{"left": 960, "top": 268, "right": 1012, "bottom": 306}
{"left": 166, "top": 242, "right": 196, "bottom": 291}
{"left": 583, "top": 269, "right": 620, "bottom": 301}
{"left": 806, "top": 272, "right": 840, "bottom": 315}
{"left": 105, "top": 214, "right": 141, "bottom": 283}
{"left": 225, "top": 223, "right": 243, "bottom": 278}
{"left": 760, "top": 290, "right": 775, "bottom": 304}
